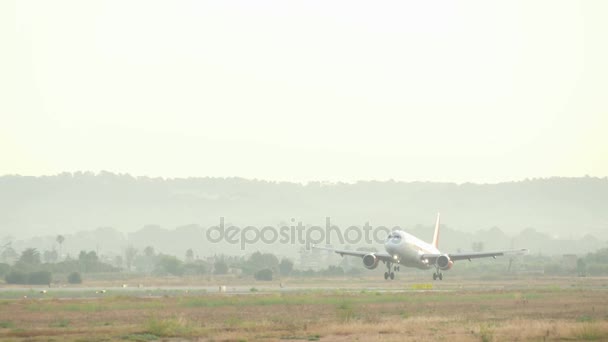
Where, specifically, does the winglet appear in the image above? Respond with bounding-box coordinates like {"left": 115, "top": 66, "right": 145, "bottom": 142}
{"left": 432, "top": 213, "right": 441, "bottom": 249}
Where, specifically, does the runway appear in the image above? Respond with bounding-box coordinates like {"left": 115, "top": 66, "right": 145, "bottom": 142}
{"left": 1, "top": 276, "right": 604, "bottom": 300}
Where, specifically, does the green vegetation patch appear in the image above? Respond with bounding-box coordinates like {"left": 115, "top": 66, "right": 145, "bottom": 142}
{"left": 143, "top": 316, "right": 204, "bottom": 338}
{"left": 26, "top": 296, "right": 165, "bottom": 312}
{"left": 121, "top": 333, "right": 159, "bottom": 341}
{"left": 336, "top": 301, "right": 357, "bottom": 322}
{"left": 0, "top": 321, "right": 15, "bottom": 329}
{"left": 49, "top": 318, "right": 70, "bottom": 328}
{"left": 573, "top": 323, "right": 608, "bottom": 341}
{"left": 178, "top": 290, "right": 540, "bottom": 309}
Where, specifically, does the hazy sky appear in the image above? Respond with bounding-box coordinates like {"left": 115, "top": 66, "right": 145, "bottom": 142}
{"left": 1, "top": 1, "right": 607, "bottom": 183}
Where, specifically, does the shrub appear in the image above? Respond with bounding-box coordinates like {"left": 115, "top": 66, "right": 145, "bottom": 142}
{"left": 183, "top": 262, "right": 207, "bottom": 276}
{"left": 67, "top": 272, "right": 82, "bottom": 284}
{"left": 320, "top": 265, "right": 344, "bottom": 277}
{"left": 254, "top": 268, "right": 273, "bottom": 281}
{"left": 5, "top": 270, "right": 27, "bottom": 284}
{"left": 144, "top": 317, "right": 195, "bottom": 337}
{"left": 5, "top": 270, "right": 52, "bottom": 285}
{"left": 27, "top": 271, "right": 52, "bottom": 285}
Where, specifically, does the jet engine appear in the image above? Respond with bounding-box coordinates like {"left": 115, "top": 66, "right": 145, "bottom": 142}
{"left": 436, "top": 255, "right": 454, "bottom": 270}
{"left": 362, "top": 254, "right": 379, "bottom": 270}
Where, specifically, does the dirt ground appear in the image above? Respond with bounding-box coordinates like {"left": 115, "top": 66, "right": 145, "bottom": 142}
{"left": 1, "top": 276, "right": 607, "bottom": 341}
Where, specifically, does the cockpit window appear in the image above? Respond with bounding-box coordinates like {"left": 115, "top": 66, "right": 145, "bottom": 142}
{"left": 386, "top": 233, "right": 401, "bottom": 242}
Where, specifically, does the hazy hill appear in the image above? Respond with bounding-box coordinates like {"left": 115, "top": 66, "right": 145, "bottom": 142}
{"left": 1, "top": 172, "right": 607, "bottom": 241}
{"left": 5, "top": 222, "right": 606, "bottom": 261}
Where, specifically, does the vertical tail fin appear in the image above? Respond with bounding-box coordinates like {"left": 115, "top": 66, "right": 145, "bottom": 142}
{"left": 432, "top": 213, "right": 441, "bottom": 249}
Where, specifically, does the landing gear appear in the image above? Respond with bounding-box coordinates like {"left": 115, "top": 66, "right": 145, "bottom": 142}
{"left": 432, "top": 271, "right": 443, "bottom": 281}
{"left": 384, "top": 262, "right": 396, "bottom": 280}
{"left": 384, "top": 271, "right": 396, "bottom": 280}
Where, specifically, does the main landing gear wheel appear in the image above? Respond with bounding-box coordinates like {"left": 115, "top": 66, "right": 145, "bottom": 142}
{"left": 432, "top": 272, "right": 443, "bottom": 281}
{"left": 384, "top": 262, "right": 396, "bottom": 280}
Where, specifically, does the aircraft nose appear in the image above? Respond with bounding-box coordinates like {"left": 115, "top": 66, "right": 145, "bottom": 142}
{"left": 385, "top": 233, "right": 403, "bottom": 253}
{"left": 385, "top": 241, "right": 397, "bottom": 253}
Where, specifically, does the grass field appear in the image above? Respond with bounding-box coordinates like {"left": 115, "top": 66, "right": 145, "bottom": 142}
{"left": 1, "top": 277, "right": 608, "bottom": 341}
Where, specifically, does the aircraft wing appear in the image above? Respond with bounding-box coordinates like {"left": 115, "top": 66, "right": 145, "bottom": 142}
{"left": 421, "top": 249, "right": 528, "bottom": 263}
{"left": 312, "top": 245, "right": 394, "bottom": 262}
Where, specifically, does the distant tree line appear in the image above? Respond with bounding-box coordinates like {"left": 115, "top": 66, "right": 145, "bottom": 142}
{"left": 1, "top": 247, "right": 118, "bottom": 285}
{"left": 3, "top": 244, "right": 608, "bottom": 285}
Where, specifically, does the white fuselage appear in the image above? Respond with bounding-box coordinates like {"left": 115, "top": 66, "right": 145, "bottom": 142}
{"left": 384, "top": 230, "right": 440, "bottom": 270}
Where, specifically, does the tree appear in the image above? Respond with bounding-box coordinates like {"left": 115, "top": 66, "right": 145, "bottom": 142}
{"left": 185, "top": 249, "right": 194, "bottom": 263}
{"left": 19, "top": 248, "right": 41, "bottom": 265}
{"left": 143, "top": 246, "right": 155, "bottom": 258}
{"left": 0, "top": 245, "right": 18, "bottom": 264}
{"left": 154, "top": 255, "right": 184, "bottom": 276}
{"left": 43, "top": 250, "right": 58, "bottom": 263}
{"left": 214, "top": 258, "right": 229, "bottom": 275}
{"left": 56, "top": 235, "right": 65, "bottom": 260}
{"left": 125, "top": 246, "right": 138, "bottom": 271}
{"left": 79, "top": 251, "right": 99, "bottom": 272}
{"left": 244, "top": 252, "right": 279, "bottom": 274}
{"left": 135, "top": 246, "right": 157, "bottom": 274}
{"left": 114, "top": 255, "right": 123, "bottom": 268}
{"left": 279, "top": 258, "right": 294, "bottom": 276}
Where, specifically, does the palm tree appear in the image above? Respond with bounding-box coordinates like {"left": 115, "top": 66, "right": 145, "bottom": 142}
{"left": 185, "top": 249, "right": 194, "bottom": 263}
{"left": 125, "top": 246, "right": 138, "bottom": 272}
{"left": 56, "top": 235, "right": 65, "bottom": 260}
{"left": 143, "top": 246, "right": 155, "bottom": 258}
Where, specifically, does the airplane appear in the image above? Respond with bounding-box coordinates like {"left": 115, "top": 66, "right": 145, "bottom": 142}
{"left": 313, "top": 214, "right": 527, "bottom": 281}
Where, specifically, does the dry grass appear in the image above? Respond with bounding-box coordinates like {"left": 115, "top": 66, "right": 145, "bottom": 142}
{"left": 1, "top": 277, "right": 608, "bottom": 341}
